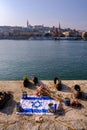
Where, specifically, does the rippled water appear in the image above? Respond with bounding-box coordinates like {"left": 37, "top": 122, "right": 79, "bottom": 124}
{"left": 0, "top": 40, "right": 87, "bottom": 80}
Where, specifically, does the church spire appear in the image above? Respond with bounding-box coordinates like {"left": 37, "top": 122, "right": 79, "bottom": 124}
{"left": 27, "top": 20, "right": 29, "bottom": 28}
{"left": 58, "top": 22, "right": 61, "bottom": 38}
{"left": 58, "top": 22, "right": 61, "bottom": 32}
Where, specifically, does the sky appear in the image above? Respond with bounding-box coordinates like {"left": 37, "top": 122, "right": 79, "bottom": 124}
{"left": 0, "top": 0, "right": 87, "bottom": 31}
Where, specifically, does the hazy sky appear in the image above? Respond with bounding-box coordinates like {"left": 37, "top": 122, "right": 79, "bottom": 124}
{"left": 0, "top": 0, "right": 87, "bottom": 30}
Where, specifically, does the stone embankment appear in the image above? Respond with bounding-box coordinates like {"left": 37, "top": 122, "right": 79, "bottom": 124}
{"left": 0, "top": 80, "right": 87, "bottom": 130}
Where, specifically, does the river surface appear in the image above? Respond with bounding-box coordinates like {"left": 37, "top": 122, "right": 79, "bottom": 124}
{"left": 0, "top": 40, "right": 87, "bottom": 80}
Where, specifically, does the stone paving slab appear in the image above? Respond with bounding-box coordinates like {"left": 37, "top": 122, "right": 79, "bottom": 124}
{"left": 0, "top": 80, "right": 87, "bottom": 130}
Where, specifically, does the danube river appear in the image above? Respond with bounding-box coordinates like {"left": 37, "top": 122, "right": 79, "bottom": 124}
{"left": 0, "top": 40, "right": 87, "bottom": 80}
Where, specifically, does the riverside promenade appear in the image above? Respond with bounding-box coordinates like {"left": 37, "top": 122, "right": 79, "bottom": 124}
{"left": 0, "top": 80, "right": 87, "bottom": 130}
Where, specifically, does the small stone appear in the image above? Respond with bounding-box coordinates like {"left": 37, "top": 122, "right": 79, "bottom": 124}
{"left": 35, "top": 116, "right": 43, "bottom": 123}
{"left": 54, "top": 115, "right": 59, "bottom": 119}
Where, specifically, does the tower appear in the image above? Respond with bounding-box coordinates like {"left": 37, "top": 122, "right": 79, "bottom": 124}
{"left": 58, "top": 22, "right": 61, "bottom": 33}
{"left": 27, "top": 20, "right": 29, "bottom": 28}
{"left": 58, "top": 22, "right": 61, "bottom": 37}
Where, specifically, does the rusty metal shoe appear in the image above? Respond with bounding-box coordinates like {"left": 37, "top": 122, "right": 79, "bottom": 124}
{"left": 0, "top": 92, "right": 11, "bottom": 109}
{"left": 54, "top": 77, "right": 62, "bottom": 91}
{"left": 71, "top": 84, "right": 82, "bottom": 98}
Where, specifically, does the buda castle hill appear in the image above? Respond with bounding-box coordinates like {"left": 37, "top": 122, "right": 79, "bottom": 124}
{"left": 0, "top": 21, "right": 87, "bottom": 40}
